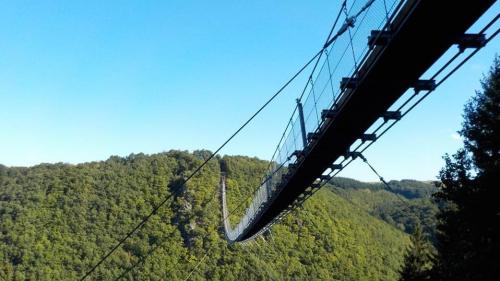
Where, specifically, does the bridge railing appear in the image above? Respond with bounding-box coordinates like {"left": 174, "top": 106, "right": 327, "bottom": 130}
{"left": 267, "top": 0, "right": 404, "bottom": 191}
{"left": 301, "top": 0, "right": 402, "bottom": 138}
{"left": 225, "top": 0, "right": 407, "bottom": 241}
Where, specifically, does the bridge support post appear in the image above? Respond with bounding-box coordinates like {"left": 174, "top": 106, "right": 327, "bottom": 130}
{"left": 297, "top": 99, "right": 308, "bottom": 148}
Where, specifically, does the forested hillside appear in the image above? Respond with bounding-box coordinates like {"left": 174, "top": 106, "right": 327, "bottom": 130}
{"left": 1, "top": 151, "right": 412, "bottom": 280}
{"left": 328, "top": 177, "right": 438, "bottom": 240}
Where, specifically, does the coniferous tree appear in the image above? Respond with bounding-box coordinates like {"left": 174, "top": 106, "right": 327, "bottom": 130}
{"left": 399, "top": 224, "right": 434, "bottom": 281}
{"left": 432, "top": 57, "right": 500, "bottom": 281}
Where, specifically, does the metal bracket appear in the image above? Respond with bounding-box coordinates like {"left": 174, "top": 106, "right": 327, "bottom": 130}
{"left": 382, "top": 111, "right": 401, "bottom": 122}
{"left": 330, "top": 164, "right": 343, "bottom": 170}
{"left": 311, "top": 182, "right": 322, "bottom": 189}
{"left": 368, "top": 30, "right": 392, "bottom": 48}
{"left": 321, "top": 109, "right": 338, "bottom": 120}
{"left": 360, "top": 133, "right": 377, "bottom": 142}
{"left": 413, "top": 79, "right": 436, "bottom": 92}
{"left": 340, "top": 77, "right": 359, "bottom": 90}
{"left": 457, "top": 33, "right": 486, "bottom": 51}
{"left": 320, "top": 175, "right": 332, "bottom": 182}
{"left": 345, "top": 151, "right": 363, "bottom": 160}
{"left": 307, "top": 132, "right": 319, "bottom": 142}
{"left": 291, "top": 150, "right": 304, "bottom": 158}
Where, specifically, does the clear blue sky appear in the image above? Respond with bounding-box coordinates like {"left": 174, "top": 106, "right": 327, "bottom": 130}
{"left": 0, "top": 0, "right": 498, "bottom": 181}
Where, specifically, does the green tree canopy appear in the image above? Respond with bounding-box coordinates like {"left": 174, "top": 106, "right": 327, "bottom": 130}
{"left": 432, "top": 57, "right": 500, "bottom": 281}
{"left": 399, "top": 224, "right": 434, "bottom": 281}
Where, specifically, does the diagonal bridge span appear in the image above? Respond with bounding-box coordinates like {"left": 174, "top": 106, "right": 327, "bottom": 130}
{"left": 221, "top": 0, "right": 496, "bottom": 243}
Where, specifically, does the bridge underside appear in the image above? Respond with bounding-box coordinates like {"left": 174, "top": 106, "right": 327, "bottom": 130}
{"left": 237, "top": 0, "right": 494, "bottom": 241}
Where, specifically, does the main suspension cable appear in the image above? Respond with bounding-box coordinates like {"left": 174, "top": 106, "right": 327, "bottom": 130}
{"left": 107, "top": 3, "right": 359, "bottom": 279}
{"left": 80, "top": 6, "right": 369, "bottom": 277}
{"left": 79, "top": 49, "right": 322, "bottom": 281}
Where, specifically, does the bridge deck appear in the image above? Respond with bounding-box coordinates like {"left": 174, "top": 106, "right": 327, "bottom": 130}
{"left": 237, "top": 0, "right": 494, "bottom": 241}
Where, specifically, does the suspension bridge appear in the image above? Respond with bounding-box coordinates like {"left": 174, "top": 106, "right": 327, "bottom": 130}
{"left": 221, "top": 0, "right": 497, "bottom": 243}
{"left": 80, "top": 0, "right": 498, "bottom": 279}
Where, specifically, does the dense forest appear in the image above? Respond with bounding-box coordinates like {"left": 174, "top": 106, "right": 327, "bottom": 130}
{"left": 2, "top": 58, "right": 495, "bottom": 281}
{"left": 328, "top": 177, "right": 438, "bottom": 241}
{"left": 0, "top": 151, "right": 427, "bottom": 280}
